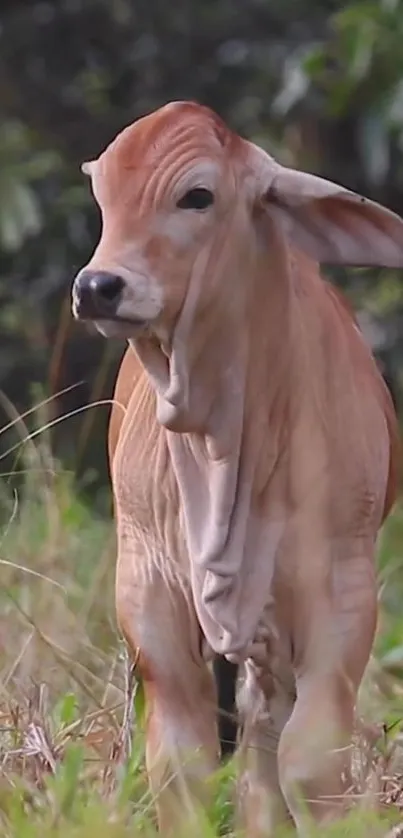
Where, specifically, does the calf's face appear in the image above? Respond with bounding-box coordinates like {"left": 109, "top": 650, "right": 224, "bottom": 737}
{"left": 72, "top": 100, "right": 403, "bottom": 344}
{"left": 72, "top": 102, "right": 244, "bottom": 342}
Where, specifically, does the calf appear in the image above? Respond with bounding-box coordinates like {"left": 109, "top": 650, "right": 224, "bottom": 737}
{"left": 72, "top": 101, "right": 401, "bottom": 836}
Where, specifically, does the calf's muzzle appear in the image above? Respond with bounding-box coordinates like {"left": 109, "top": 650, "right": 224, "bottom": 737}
{"left": 72, "top": 270, "right": 125, "bottom": 320}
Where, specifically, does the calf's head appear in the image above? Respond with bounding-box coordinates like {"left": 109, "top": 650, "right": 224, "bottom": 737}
{"left": 72, "top": 100, "right": 403, "bottom": 348}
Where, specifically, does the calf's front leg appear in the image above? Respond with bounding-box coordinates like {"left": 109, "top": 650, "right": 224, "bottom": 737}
{"left": 116, "top": 539, "right": 219, "bottom": 836}
{"left": 236, "top": 658, "right": 295, "bottom": 837}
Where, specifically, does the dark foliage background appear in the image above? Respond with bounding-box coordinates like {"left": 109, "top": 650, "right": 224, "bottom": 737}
{"left": 1, "top": 0, "right": 402, "bottom": 506}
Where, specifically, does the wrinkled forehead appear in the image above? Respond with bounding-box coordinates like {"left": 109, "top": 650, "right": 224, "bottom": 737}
{"left": 87, "top": 101, "right": 240, "bottom": 208}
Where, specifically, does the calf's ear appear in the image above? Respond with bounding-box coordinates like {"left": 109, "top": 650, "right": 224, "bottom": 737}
{"left": 259, "top": 164, "right": 403, "bottom": 267}
{"left": 81, "top": 160, "right": 96, "bottom": 177}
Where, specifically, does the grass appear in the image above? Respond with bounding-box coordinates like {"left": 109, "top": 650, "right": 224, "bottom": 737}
{"left": 1, "top": 433, "right": 403, "bottom": 836}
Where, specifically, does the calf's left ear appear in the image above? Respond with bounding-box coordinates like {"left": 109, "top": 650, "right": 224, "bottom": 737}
{"left": 261, "top": 165, "right": 403, "bottom": 268}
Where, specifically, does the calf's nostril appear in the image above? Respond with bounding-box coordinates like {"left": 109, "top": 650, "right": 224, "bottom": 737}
{"left": 91, "top": 272, "right": 125, "bottom": 302}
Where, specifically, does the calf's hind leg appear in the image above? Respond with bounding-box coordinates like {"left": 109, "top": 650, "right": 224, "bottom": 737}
{"left": 278, "top": 552, "right": 377, "bottom": 833}
{"left": 116, "top": 553, "right": 219, "bottom": 836}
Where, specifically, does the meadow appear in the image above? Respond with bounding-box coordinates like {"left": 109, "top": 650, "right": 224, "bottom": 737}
{"left": 1, "top": 406, "right": 403, "bottom": 837}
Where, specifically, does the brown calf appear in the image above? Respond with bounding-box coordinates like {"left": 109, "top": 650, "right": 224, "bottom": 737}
{"left": 72, "top": 101, "right": 401, "bottom": 836}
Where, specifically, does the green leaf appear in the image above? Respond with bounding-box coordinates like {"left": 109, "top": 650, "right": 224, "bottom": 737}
{"left": 272, "top": 51, "right": 310, "bottom": 116}
{"left": 0, "top": 176, "right": 42, "bottom": 251}
{"left": 134, "top": 677, "right": 146, "bottom": 728}
{"left": 358, "top": 110, "right": 390, "bottom": 186}
{"left": 50, "top": 742, "right": 85, "bottom": 820}
{"left": 55, "top": 692, "right": 79, "bottom": 728}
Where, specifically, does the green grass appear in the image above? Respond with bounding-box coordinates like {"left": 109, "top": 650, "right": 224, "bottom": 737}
{"left": 1, "top": 448, "right": 403, "bottom": 836}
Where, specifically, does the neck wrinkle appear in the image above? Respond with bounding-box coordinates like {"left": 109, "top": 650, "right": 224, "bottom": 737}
{"left": 134, "top": 224, "right": 299, "bottom": 659}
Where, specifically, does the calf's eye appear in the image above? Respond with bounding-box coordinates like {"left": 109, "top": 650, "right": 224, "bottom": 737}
{"left": 177, "top": 187, "right": 214, "bottom": 210}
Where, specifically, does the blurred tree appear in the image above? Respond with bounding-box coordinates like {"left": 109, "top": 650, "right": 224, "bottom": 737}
{"left": 0, "top": 0, "right": 401, "bottom": 503}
